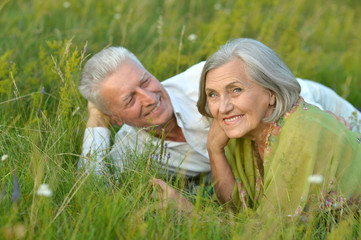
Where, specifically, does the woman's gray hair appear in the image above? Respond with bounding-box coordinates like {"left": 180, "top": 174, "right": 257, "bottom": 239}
{"left": 197, "top": 38, "right": 301, "bottom": 123}
{"left": 78, "top": 46, "right": 143, "bottom": 114}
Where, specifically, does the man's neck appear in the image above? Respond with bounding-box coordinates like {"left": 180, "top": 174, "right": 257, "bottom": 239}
{"left": 148, "top": 116, "right": 186, "bottom": 142}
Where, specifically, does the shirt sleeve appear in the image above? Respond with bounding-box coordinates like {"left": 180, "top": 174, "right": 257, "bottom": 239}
{"left": 79, "top": 127, "right": 111, "bottom": 175}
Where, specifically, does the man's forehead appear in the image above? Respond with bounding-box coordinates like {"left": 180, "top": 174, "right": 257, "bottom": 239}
{"left": 117, "top": 59, "right": 145, "bottom": 73}
{"left": 123, "top": 60, "right": 149, "bottom": 81}
{"left": 100, "top": 60, "right": 144, "bottom": 95}
{"left": 104, "top": 60, "right": 144, "bottom": 82}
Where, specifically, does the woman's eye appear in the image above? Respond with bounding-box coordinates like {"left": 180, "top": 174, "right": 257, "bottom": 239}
{"left": 233, "top": 87, "right": 242, "bottom": 93}
{"left": 207, "top": 92, "right": 217, "bottom": 98}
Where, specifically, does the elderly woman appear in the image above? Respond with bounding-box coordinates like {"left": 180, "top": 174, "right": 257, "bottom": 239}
{"left": 197, "top": 38, "right": 361, "bottom": 217}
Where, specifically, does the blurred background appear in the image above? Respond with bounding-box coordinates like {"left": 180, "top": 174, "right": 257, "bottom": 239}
{"left": 0, "top": 0, "right": 360, "bottom": 238}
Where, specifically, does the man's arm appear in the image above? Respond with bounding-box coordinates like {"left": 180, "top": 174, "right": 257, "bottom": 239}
{"left": 79, "top": 102, "right": 112, "bottom": 175}
{"left": 86, "top": 102, "right": 111, "bottom": 128}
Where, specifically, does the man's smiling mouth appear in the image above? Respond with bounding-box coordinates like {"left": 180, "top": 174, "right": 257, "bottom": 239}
{"left": 147, "top": 100, "right": 160, "bottom": 116}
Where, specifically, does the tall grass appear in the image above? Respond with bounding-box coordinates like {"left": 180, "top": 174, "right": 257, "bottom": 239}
{"left": 1, "top": 0, "right": 360, "bottom": 239}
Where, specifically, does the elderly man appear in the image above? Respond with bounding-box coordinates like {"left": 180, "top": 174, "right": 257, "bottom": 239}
{"left": 78, "top": 46, "right": 361, "bottom": 179}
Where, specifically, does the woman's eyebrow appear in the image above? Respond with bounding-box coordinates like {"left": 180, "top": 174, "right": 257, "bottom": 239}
{"left": 206, "top": 81, "right": 242, "bottom": 91}
{"left": 205, "top": 87, "right": 216, "bottom": 92}
{"left": 226, "top": 81, "right": 242, "bottom": 87}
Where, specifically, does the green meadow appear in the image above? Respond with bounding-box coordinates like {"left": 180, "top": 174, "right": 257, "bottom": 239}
{"left": 1, "top": 0, "right": 360, "bottom": 239}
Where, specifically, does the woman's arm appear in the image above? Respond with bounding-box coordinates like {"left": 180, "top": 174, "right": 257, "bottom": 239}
{"left": 207, "top": 120, "right": 235, "bottom": 204}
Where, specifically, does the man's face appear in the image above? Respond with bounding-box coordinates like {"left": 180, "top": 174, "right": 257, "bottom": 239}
{"left": 100, "top": 59, "right": 174, "bottom": 128}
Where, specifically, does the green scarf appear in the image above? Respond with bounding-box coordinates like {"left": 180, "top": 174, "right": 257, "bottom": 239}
{"left": 225, "top": 98, "right": 361, "bottom": 217}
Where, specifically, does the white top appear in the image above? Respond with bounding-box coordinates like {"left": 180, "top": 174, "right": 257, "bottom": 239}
{"left": 80, "top": 62, "right": 361, "bottom": 177}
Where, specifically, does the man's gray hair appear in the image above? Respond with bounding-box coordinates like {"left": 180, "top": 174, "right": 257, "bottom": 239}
{"left": 197, "top": 38, "right": 301, "bottom": 123}
{"left": 78, "top": 46, "right": 143, "bottom": 114}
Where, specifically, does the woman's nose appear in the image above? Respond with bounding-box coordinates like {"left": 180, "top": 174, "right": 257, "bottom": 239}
{"left": 219, "top": 95, "right": 233, "bottom": 114}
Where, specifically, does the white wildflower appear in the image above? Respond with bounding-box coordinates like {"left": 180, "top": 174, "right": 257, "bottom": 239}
{"left": 63, "top": 1, "right": 71, "bottom": 8}
{"left": 1, "top": 154, "right": 8, "bottom": 161}
{"left": 214, "top": 3, "right": 222, "bottom": 10}
{"left": 223, "top": 9, "right": 231, "bottom": 14}
{"left": 308, "top": 174, "right": 324, "bottom": 184}
{"left": 187, "top": 33, "right": 197, "bottom": 42}
{"left": 115, "top": 5, "right": 122, "bottom": 12}
{"left": 36, "top": 184, "right": 53, "bottom": 197}
{"left": 114, "top": 13, "right": 121, "bottom": 19}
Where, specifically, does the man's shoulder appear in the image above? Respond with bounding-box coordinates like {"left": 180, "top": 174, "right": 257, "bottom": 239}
{"left": 161, "top": 61, "right": 205, "bottom": 87}
{"left": 161, "top": 62, "right": 205, "bottom": 106}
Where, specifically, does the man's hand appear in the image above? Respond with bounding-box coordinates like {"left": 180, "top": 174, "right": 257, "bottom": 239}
{"left": 86, "top": 101, "right": 113, "bottom": 128}
{"left": 325, "top": 110, "right": 352, "bottom": 130}
{"left": 149, "top": 178, "right": 193, "bottom": 214}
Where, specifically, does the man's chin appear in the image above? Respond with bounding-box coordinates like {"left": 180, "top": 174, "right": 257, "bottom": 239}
{"left": 142, "top": 122, "right": 166, "bottom": 130}
{"left": 133, "top": 121, "right": 162, "bottom": 129}
{"left": 134, "top": 113, "right": 174, "bottom": 130}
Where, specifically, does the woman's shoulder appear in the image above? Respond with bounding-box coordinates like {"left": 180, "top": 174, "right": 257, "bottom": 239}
{"left": 282, "top": 99, "right": 346, "bottom": 132}
{"left": 275, "top": 98, "right": 360, "bottom": 147}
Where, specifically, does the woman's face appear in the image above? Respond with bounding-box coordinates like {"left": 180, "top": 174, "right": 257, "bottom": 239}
{"left": 205, "top": 58, "right": 276, "bottom": 140}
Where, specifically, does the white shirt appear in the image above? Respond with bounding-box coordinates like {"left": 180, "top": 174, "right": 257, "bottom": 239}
{"left": 80, "top": 62, "right": 361, "bottom": 176}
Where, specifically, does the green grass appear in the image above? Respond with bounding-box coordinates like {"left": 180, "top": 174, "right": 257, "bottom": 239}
{"left": 1, "top": 0, "right": 360, "bottom": 239}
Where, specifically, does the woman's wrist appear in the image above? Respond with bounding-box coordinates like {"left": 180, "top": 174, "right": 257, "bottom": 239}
{"left": 207, "top": 147, "right": 226, "bottom": 159}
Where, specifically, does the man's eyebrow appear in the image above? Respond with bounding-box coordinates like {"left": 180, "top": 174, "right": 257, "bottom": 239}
{"left": 122, "top": 71, "right": 147, "bottom": 104}
{"left": 139, "top": 71, "right": 147, "bottom": 82}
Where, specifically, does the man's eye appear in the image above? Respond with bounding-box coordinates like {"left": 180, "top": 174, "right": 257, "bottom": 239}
{"left": 126, "top": 97, "right": 134, "bottom": 106}
{"left": 141, "top": 78, "right": 150, "bottom": 87}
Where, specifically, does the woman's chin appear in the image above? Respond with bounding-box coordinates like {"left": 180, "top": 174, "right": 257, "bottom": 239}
{"left": 224, "top": 130, "right": 246, "bottom": 139}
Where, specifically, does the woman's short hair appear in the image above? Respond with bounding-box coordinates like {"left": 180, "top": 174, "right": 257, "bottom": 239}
{"left": 78, "top": 46, "right": 142, "bottom": 114}
{"left": 197, "top": 38, "right": 301, "bottom": 123}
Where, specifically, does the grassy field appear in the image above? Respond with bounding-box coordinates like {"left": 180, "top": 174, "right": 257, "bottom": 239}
{"left": 1, "top": 0, "right": 360, "bottom": 239}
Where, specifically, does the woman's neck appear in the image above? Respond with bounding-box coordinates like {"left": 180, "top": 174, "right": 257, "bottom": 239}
{"left": 246, "top": 122, "right": 272, "bottom": 161}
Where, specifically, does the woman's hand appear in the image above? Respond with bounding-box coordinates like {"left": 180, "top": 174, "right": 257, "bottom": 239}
{"left": 207, "top": 120, "right": 230, "bottom": 154}
{"left": 207, "top": 120, "right": 235, "bottom": 204}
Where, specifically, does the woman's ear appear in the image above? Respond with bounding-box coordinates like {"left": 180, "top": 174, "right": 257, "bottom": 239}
{"left": 269, "top": 91, "right": 276, "bottom": 106}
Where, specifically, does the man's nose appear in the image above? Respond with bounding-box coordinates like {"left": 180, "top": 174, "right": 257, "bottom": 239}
{"left": 219, "top": 95, "right": 233, "bottom": 114}
{"left": 137, "top": 88, "right": 157, "bottom": 106}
